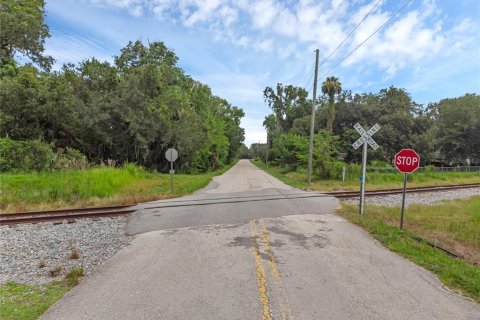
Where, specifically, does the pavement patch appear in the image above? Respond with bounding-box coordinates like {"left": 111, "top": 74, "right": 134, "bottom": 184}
{"left": 267, "top": 225, "right": 330, "bottom": 249}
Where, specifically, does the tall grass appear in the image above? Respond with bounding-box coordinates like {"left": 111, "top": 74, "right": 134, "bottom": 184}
{"left": 1, "top": 163, "right": 234, "bottom": 213}
{"left": 252, "top": 160, "right": 480, "bottom": 191}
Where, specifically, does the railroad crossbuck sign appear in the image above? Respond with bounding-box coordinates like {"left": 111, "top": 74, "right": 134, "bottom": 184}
{"left": 394, "top": 149, "right": 420, "bottom": 173}
{"left": 352, "top": 123, "right": 380, "bottom": 150}
{"left": 352, "top": 123, "right": 381, "bottom": 215}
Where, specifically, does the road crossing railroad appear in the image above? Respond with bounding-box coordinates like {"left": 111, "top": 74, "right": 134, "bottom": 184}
{"left": 40, "top": 160, "right": 480, "bottom": 320}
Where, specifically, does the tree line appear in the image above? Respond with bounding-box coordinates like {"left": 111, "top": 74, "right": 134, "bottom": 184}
{"left": 259, "top": 79, "right": 479, "bottom": 176}
{"left": 0, "top": 1, "right": 245, "bottom": 173}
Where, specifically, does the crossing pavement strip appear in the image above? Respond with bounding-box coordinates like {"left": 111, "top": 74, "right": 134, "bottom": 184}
{"left": 250, "top": 218, "right": 294, "bottom": 320}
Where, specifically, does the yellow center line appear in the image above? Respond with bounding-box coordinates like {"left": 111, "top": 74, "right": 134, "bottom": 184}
{"left": 251, "top": 219, "right": 272, "bottom": 320}
{"left": 261, "top": 223, "right": 281, "bottom": 282}
{"left": 260, "top": 220, "right": 294, "bottom": 320}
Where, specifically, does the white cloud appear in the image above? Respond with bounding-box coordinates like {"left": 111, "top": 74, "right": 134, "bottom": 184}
{"left": 87, "top": 0, "right": 144, "bottom": 16}
{"left": 45, "top": 33, "right": 114, "bottom": 68}
{"left": 237, "top": 35, "right": 250, "bottom": 47}
{"left": 248, "top": 0, "right": 280, "bottom": 29}
{"left": 255, "top": 38, "right": 274, "bottom": 52}
{"left": 83, "top": 0, "right": 476, "bottom": 79}
{"left": 278, "top": 43, "right": 296, "bottom": 60}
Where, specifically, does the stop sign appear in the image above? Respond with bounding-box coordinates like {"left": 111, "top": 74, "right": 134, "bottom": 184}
{"left": 394, "top": 149, "right": 420, "bottom": 173}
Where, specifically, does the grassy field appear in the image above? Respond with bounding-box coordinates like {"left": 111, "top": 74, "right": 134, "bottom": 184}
{"left": 252, "top": 160, "right": 480, "bottom": 191}
{"left": 343, "top": 197, "right": 480, "bottom": 265}
{"left": 1, "top": 163, "right": 234, "bottom": 213}
{"left": 338, "top": 199, "right": 480, "bottom": 302}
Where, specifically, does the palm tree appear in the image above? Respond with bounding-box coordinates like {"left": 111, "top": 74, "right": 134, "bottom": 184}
{"left": 321, "top": 76, "right": 342, "bottom": 133}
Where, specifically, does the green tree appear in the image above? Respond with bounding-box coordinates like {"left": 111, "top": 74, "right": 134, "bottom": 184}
{"left": 1, "top": 39, "right": 245, "bottom": 173}
{"left": 312, "top": 131, "right": 339, "bottom": 178}
{"left": 250, "top": 143, "right": 268, "bottom": 161}
{"left": 0, "top": 0, "right": 53, "bottom": 70}
{"left": 263, "top": 114, "right": 279, "bottom": 153}
{"left": 263, "top": 83, "right": 309, "bottom": 133}
{"left": 433, "top": 94, "right": 480, "bottom": 164}
{"left": 321, "top": 76, "right": 342, "bottom": 133}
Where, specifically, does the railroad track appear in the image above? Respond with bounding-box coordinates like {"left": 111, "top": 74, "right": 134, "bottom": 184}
{"left": 326, "top": 183, "right": 480, "bottom": 199}
{"left": 0, "top": 205, "right": 135, "bottom": 225}
{"left": 1, "top": 183, "right": 479, "bottom": 225}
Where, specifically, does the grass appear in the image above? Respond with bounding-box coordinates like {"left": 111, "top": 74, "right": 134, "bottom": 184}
{"left": 252, "top": 160, "right": 480, "bottom": 191}
{"left": 1, "top": 163, "right": 235, "bottom": 213}
{"left": 343, "top": 197, "right": 480, "bottom": 265}
{"left": 0, "top": 268, "right": 84, "bottom": 320}
{"left": 337, "top": 199, "right": 480, "bottom": 303}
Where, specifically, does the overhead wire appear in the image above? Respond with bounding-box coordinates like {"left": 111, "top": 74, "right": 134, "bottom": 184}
{"left": 320, "top": 0, "right": 416, "bottom": 78}
{"left": 318, "top": 0, "right": 383, "bottom": 69}
{"left": 303, "top": 0, "right": 382, "bottom": 96}
{"left": 303, "top": 68, "right": 315, "bottom": 92}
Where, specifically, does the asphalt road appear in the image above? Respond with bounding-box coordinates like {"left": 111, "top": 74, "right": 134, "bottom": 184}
{"left": 41, "top": 160, "right": 479, "bottom": 320}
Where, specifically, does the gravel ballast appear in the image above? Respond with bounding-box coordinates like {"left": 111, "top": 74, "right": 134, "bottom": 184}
{"left": 343, "top": 187, "right": 480, "bottom": 207}
{"left": 0, "top": 217, "right": 134, "bottom": 285}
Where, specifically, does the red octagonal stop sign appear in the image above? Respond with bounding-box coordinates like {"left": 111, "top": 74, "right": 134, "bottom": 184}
{"left": 394, "top": 149, "right": 420, "bottom": 173}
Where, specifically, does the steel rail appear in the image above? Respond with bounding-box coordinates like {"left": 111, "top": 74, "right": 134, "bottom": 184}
{"left": 328, "top": 183, "right": 480, "bottom": 199}
{"left": 1, "top": 183, "right": 479, "bottom": 225}
{"left": 0, "top": 205, "right": 135, "bottom": 225}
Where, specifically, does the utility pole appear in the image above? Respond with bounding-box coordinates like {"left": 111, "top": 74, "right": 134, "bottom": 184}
{"left": 307, "top": 49, "right": 319, "bottom": 185}
{"left": 265, "top": 137, "right": 269, "bottom": 167}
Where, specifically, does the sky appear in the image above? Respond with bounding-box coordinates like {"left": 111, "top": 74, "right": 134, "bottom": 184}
{"left": 43, "top": 0, "right": 480, "bottom": 147}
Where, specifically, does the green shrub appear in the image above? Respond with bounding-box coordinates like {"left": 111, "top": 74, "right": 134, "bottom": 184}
{"left": 0, "top": 138, "right": 88, "bottom": 172}
{"left": 370, "top": 160, "right": 391, "bottom": 168}
{"left": 347, "top": 163, "right": 362, "bottom": 179}
{"left": 424, "top": 165, "right": 437, "bottom": 172}
{"left": 123, "top": 163, "right": 146, "bottom": 177}
{"left": 56, "top": 148, "right": 88, "bottom": 170}
{"left": 271, "top": 133, "right": 309, "bottom": 169}
{"left": 312, "top": 131, "right": 339, "bottom": 178}
{"left": 65, "top": 267, "right": 85, "bottom": 286}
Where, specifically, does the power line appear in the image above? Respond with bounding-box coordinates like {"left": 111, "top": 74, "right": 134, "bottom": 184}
{"left": 303, "top": 68, "right": 315, "bottom": 92}
{"left": 304, "top": 0, "right": 382, "bottom": 95}
{"left": 320, "top": 0, "right": 415, "bottom": 78}
{"left": 319, "top": 0, "right": 383, "bottom": 69}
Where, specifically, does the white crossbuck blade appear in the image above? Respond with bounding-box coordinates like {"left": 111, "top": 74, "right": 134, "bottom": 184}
{"left": 352, "top": 123, "right": 380, "bottom": 150}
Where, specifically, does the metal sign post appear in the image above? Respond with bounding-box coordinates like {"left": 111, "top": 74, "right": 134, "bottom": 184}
{"left": 165, "top": 148, "right": 178, "bottom": 193}
{"left": 352, "top": 123, "right": 381, "bottom": 215}
{"left": 394, "top": 149, "right": 420, "bottom": 229}
{"left": 400, "top": 173, "right": 407, "bottom": 229}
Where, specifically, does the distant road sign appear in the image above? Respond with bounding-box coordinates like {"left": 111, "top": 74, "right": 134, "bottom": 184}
{"left": 165, "top": 148, "right": 178, "bottom": 162}
{"left": 394, "top": 149, "right": 420, "bottom": 173}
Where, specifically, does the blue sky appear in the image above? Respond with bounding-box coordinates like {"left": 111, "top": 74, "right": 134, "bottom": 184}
{"left": 43, "top": 0, "right": 480, "bottom": 146}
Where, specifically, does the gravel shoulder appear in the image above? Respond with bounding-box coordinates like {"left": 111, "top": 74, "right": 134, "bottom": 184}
{"left": 0, "top": 217, "right": 134, "bottom": 285}
{"left": 344, "top": 187, "right": 480, "bottom": 206}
